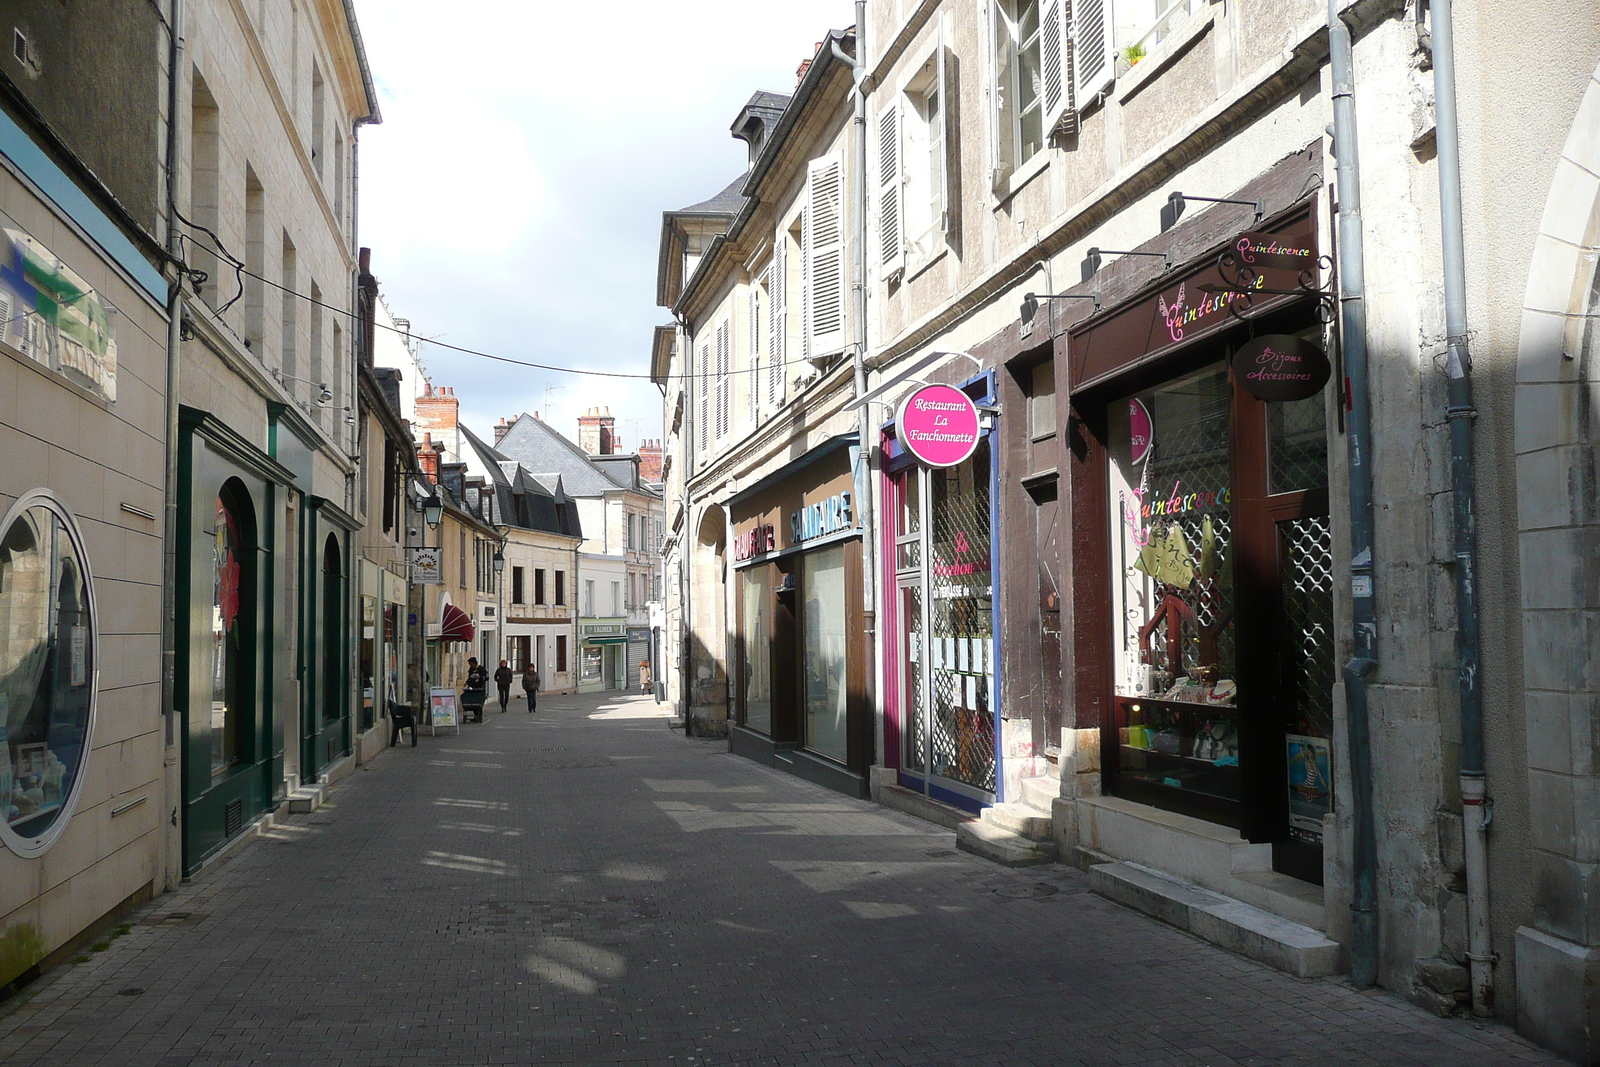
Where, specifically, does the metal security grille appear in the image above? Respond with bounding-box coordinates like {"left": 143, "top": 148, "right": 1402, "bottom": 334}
{"left": 925, "top": 443, "right": 995, "bottom": 793}
{"left": 902, "top": 582, "right": 924, "bottom": 769}
{"left": 1281, "top": 515, "right": 1334, "bottom": 737}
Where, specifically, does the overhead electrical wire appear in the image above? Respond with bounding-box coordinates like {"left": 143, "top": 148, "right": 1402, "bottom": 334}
{"left": 174, "top": 216, "right": 824, "bottom": 383}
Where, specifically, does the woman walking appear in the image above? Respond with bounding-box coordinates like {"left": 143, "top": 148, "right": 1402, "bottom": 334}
{"left": 522, "top": 662, "right": 539, "bottom": 713}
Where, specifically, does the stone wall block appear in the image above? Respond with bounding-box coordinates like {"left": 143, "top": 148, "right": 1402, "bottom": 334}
{"left": 1515, "top": 444, "right": 1597, "bottom": 531}
{"left": 1527, "top": 689, "right": 1578, "bottom": 775}
{"left": 1530, "top": 852, "right": 1600, "bottom": 945}
{"left": 1519, "top": 526, "right": 1596, "bottom": 610}
{"left": 1528, "top": 769, "right": 1579, "bottom": 858}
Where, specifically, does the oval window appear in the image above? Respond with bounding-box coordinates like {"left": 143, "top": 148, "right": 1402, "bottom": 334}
{"left": 0, "top": 491, "right": 96, "bottom": 857}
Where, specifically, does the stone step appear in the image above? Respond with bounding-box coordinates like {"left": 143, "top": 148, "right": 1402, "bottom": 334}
{"left": 1089, "top": 861, "right": 1341, "bottom": 978}
{"left": 981, "top": 801, "right": 1053, "bottom": 841}
{"left": 957, "top": 819, "right": 1058, "bottom": 867}
{"left": 286, "top": 785, "right": 325, "bottom": 814}
{"left": 1019, "top": 776, "right": 1059, "bottom": 816}
{"left": 878, "top": 783, "right": 976, "bottom": 832}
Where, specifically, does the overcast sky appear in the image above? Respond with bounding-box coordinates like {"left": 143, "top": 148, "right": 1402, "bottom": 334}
{"left": 351, "top": 0, "right": 854, "bottom": 457}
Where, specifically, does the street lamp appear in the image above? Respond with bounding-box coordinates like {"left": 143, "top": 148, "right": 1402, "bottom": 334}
{"left": 423, "top": 494, "right": 442, "bottom": 529}
{"left": 492, "top": 547, "right": 505, "bottom": 576}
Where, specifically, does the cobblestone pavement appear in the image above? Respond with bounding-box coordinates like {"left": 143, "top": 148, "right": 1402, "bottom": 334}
{"left": 0, "top": 691, "right": 1566, "bottom": 1067}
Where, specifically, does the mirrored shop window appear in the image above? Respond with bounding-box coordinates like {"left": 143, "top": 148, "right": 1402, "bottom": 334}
{"left": 1107, "top": 366, "right": 1239, "bottom": 806}
{"left": 211, "top": 491, "right": 247, "bottom": 777}
{"left": 801, "top": 546, "right": 848, "bottom": 763}
{"left": 1, "top": 495, "right": 94, "bottom": 848}
{"left": 740, "top": 568, "right": 772, "bottom": 734}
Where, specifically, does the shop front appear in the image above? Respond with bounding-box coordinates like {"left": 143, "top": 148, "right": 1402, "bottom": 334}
{"left": 728, "top": 436, "right": 871, "bottom": 799}
{"left": 359, "top": 560, "right": 408, "bottom": 756}
{"left": 1065, "top": 206, "right": 1337, "bottom": 884}
{"left": 880, "top": 376, "right": 1000, "bottom": 813}
{"left": 579, "top": 622, "right": 627, "bottom": 693}
{"left": 177, "top": 409, "right": 294, "bottom": 873}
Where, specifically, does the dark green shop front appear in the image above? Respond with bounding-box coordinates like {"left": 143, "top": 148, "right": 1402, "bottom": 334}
{"left": 176, "top": 408, "right": 354, "bottom": 873}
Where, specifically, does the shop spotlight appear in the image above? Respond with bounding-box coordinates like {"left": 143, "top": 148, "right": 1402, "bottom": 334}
{"left": 1161, "top": 191, "right": 1266, "bottom": 233}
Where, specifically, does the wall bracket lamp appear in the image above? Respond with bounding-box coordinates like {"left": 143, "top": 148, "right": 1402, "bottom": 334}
{"left": 1161, "top": 191, "right": 1266, "bottom": 232}
{"left": 1082, "top": 247, "right": 1171, "bottom": 282}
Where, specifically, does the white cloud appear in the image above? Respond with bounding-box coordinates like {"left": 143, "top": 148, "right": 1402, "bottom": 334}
{"left": 351, "top": 0, "right": 854, "bottom": 449}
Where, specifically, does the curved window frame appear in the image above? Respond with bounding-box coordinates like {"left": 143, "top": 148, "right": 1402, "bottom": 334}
{"left": 0, "top": 489, "right": 99, "bottom": 859}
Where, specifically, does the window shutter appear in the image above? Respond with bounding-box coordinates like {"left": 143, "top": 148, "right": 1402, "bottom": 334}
{"left": 1072, "top": 0, "right": 1114, "bottom": 104}
{"left": 1039, "top": 0, "right": 1071, "bottom": 133}
{"left": 937, "top": 22, "right": 962, "bottom": 242}
{"left": 800, "top": 207, "right": 811, "bottom": 362}
{"left": 715, "top": 320, "right": 730, "bottom": 440}
{"left": 987, "top": 0, "right": 1016, "bottom": 187}
{"left": 748, "top": 285, "right": 760, "bottom": 419}
{"left": 877, "top": 101, "right": 905, "bottom": 277}
{"left": 804, "top": 154, "right": 846, "bottom": 357}
{"left": 769, "top": 242, "right": 785, "bottom": 405}
{"left": 698, "top": 342, "right": 710, "bottom": 453}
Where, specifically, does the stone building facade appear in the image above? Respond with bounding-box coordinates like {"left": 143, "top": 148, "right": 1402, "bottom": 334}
{"left": 652, "top": 1, "right": 1600, "bottom": 1058}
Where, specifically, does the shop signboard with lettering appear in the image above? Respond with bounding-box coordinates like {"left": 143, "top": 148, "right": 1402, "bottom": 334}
{"left": 1231, "top": 335, "right": 1330, "bottom": 401}
{"left": 896, "top": 384, "right": 980, "bottom": 468}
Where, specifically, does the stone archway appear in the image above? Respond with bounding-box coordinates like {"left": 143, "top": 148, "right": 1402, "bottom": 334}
{"left": 1512, "top": 62, "right": 1600, "bottom": 1064}
{"left": 688, "top": 504, "right": 730, "bottom": 735}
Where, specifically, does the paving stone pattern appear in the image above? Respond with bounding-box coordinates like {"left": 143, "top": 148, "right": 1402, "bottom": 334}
{"left": 0, "top": 692, "right": 1565, "bottom": 1066}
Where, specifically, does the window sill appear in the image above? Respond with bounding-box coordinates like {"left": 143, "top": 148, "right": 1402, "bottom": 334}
{"left": 995, "top": 152, "right": 1051, "bottom": 208}
{"left": 905, "top": 244, "right": 949, "bottom": 284}
{"left": 1114, "top": 4, "right": 1216, "bottom": 105}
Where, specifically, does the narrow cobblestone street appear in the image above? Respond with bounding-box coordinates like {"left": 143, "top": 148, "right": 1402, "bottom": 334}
{"left": 0, "top": 691, "right": 1564, "bottom": 1067}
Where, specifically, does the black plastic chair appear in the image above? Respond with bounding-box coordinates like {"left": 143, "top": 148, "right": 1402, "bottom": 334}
{"left": 388, "top": 700, "right": 418, "bottom": 746}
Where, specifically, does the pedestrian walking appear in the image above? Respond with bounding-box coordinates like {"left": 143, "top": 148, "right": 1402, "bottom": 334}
{"left": 462, "top": 657, "right": 488, "bottom": 723}
{"left": 639, "top": 660, "right": 652, "bottom": 695}
{"left": 522, "top": 663, "right": 539, "bottom": 713}
{"left": 494, "top": 659, "right": 514, "bottom": 713}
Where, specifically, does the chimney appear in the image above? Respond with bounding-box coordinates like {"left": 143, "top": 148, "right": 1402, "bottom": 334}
{"left": 494, "top": 416, "right": 511, "bottom": 444}
{"left": 418, "top": 433, "right": 440, "bottom": 484}
{"left": 578, "top": 405, "right": 616, "bottom": 456}
{"left": 415, "top": 385, "right": 459, "bottom": 435}
{"left": 637, "top": 438, "right": 664, "bottom": 483}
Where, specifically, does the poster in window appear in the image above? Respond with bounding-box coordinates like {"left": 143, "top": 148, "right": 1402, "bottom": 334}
{"left": 1286, "top": 734, "right": 1332, "bottom": 838}
{"left": 70, "top": 626, "right": 88, "bottom": 687}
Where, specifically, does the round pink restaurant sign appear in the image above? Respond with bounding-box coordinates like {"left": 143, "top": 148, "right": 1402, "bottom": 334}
{"left": 897, "top": 384, "right": 981, "bottom": 468}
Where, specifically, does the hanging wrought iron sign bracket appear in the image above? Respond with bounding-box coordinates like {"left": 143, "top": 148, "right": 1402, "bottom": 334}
{"left": 1193, "top": 238, "right": 1337, "bottom": 326}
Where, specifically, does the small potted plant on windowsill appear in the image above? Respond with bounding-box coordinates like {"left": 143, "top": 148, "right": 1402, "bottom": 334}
{"left": 1122, "top": 43, "right": 1148, "bottom": 67}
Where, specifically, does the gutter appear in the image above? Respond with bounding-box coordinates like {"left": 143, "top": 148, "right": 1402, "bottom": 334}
{"left": 1430, "top": 0, "right": 1493, "bottom": 1016}
{"left": 1329, "top": 0, "right": 1380, "bottom": 990}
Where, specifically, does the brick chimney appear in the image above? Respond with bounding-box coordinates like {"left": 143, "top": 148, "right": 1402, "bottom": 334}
{"left": 637, "top": 438, "right": 664, "bottom": 483}
{"left": 578, "top": 406, "right": 616, "bottom": 456}
{"left": 415, "top": 383, "right": 459, "bottom": 435}
{"left": 494, "top": 416, "right": 511, "bottom": 445}
{"left": 418, "top": 433, "right": 440, "bottom": 484}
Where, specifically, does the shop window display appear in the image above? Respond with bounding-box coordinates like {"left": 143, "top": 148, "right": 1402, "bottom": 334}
{"left": 740, "top": 569, "right": 772, "bottom": 734}
{"left": 1107, "top": 368, "right": 1239, "bottom": 806}
{"left": 211, "top": 492, "right": 246, "bottom": 776}
{"left": 0, "top": 492, "right": 95, "bottom": 853}
{"left": 801, "top": 545, "right": 848, "bottom": 763}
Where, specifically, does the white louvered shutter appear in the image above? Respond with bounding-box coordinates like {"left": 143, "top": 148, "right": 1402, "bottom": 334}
{"left": 805, "top": 153, "right": 846, "bottom": 357}
{"left": 715, "top": 320, "right": 730, "bottom": 440}
{"left": 877, "top": 101, "right": 905, "bottom": 277}
{"left": 1039, "top": 0, "right": 1071, "bottom": 133}
{"left": 935, "top": 22, "right": 957, "bottom": 239}
{"left": 698, "top": 342, "right": 710, "bottom": 453}
{"left": 748, "top": 286, "right": 760, "bottom": 420}
{"left": 1072, "top": 0, "right": 1114, "bottom": 104}
{"left": 769, "top": 241, "right": 785, "bottom": 406}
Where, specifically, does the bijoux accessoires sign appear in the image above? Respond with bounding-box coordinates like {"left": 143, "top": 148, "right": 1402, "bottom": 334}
{"left": 897, "top": 383, "right": 981, "bottom": 468}
{"left": 1231, "top": 334, "right": 1331, "bottom": 402}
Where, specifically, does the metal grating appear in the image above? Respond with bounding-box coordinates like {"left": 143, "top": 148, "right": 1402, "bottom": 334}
{"left": 926, "top": 443, "right": 995, "bottom": 793}
{"left": 1268, "top": 395, "right": 1328, "bottom": 495}
{"left": 224, "top": 798, "right": 244, "bottom": 838}
{"left": 1281, "top": 515, "right": 1335, "bottom": 738}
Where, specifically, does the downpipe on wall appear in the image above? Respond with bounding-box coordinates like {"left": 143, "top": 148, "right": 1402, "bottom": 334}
{"left": 1429, "top": 0, "right": 1493, "bottom": 1016}
{"left": 160, "top": 0, "right": 187, "bottom": 893}
{"left": 833, "top": 4, "right": 881, "bottom": 760}
{"left": 1328, "top": 0, "right": 1380, "bottom": 990}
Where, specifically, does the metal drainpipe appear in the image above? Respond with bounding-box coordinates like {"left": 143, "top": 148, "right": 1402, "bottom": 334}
{"left": 832, "top": 5, "right": 879, "bottom": 762}
{"left": 1329, "top": 1, "right": 1380, "bottom": 990}
{"left": 1429, "top": 0, "right": 1493, "bottom": 1016}
{"left": 160, "top": 0, "right": 187, "bottom": 891}
{"left": 676, "top": 312, "right": 694, "bottom": 733}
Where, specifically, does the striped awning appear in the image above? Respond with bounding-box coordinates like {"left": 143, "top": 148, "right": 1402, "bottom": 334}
{"left": 439, "top": 603, "right": 475, "bottom": 644}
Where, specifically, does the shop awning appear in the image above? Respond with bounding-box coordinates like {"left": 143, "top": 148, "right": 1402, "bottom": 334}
{"left": 439, "top": 603, "right": 475, "bottom": 644}
{"left": 584, "top": 635, "right": 628, "bottom": 645}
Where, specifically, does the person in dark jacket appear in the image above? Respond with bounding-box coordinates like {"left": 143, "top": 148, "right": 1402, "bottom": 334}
{"left": 494, "top": 660, "right": 514, "bottom": 712}
{"left": 463, "top": 658, "right": 488, "bottom": 723}
{"left": 522, "top": 663, "right": 539, "bottom": 713}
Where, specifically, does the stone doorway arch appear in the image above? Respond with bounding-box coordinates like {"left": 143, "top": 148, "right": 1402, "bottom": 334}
{"left": 689, "top": 503, "right": 729, "bottom": 735}
{"left": 1513, "top": 61, "right": 1600, "bottom": 1064}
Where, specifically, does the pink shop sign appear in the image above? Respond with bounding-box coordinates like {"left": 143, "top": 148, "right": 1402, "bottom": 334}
{"left": 896, "top": 384, "right": 980, "bottom": 468}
